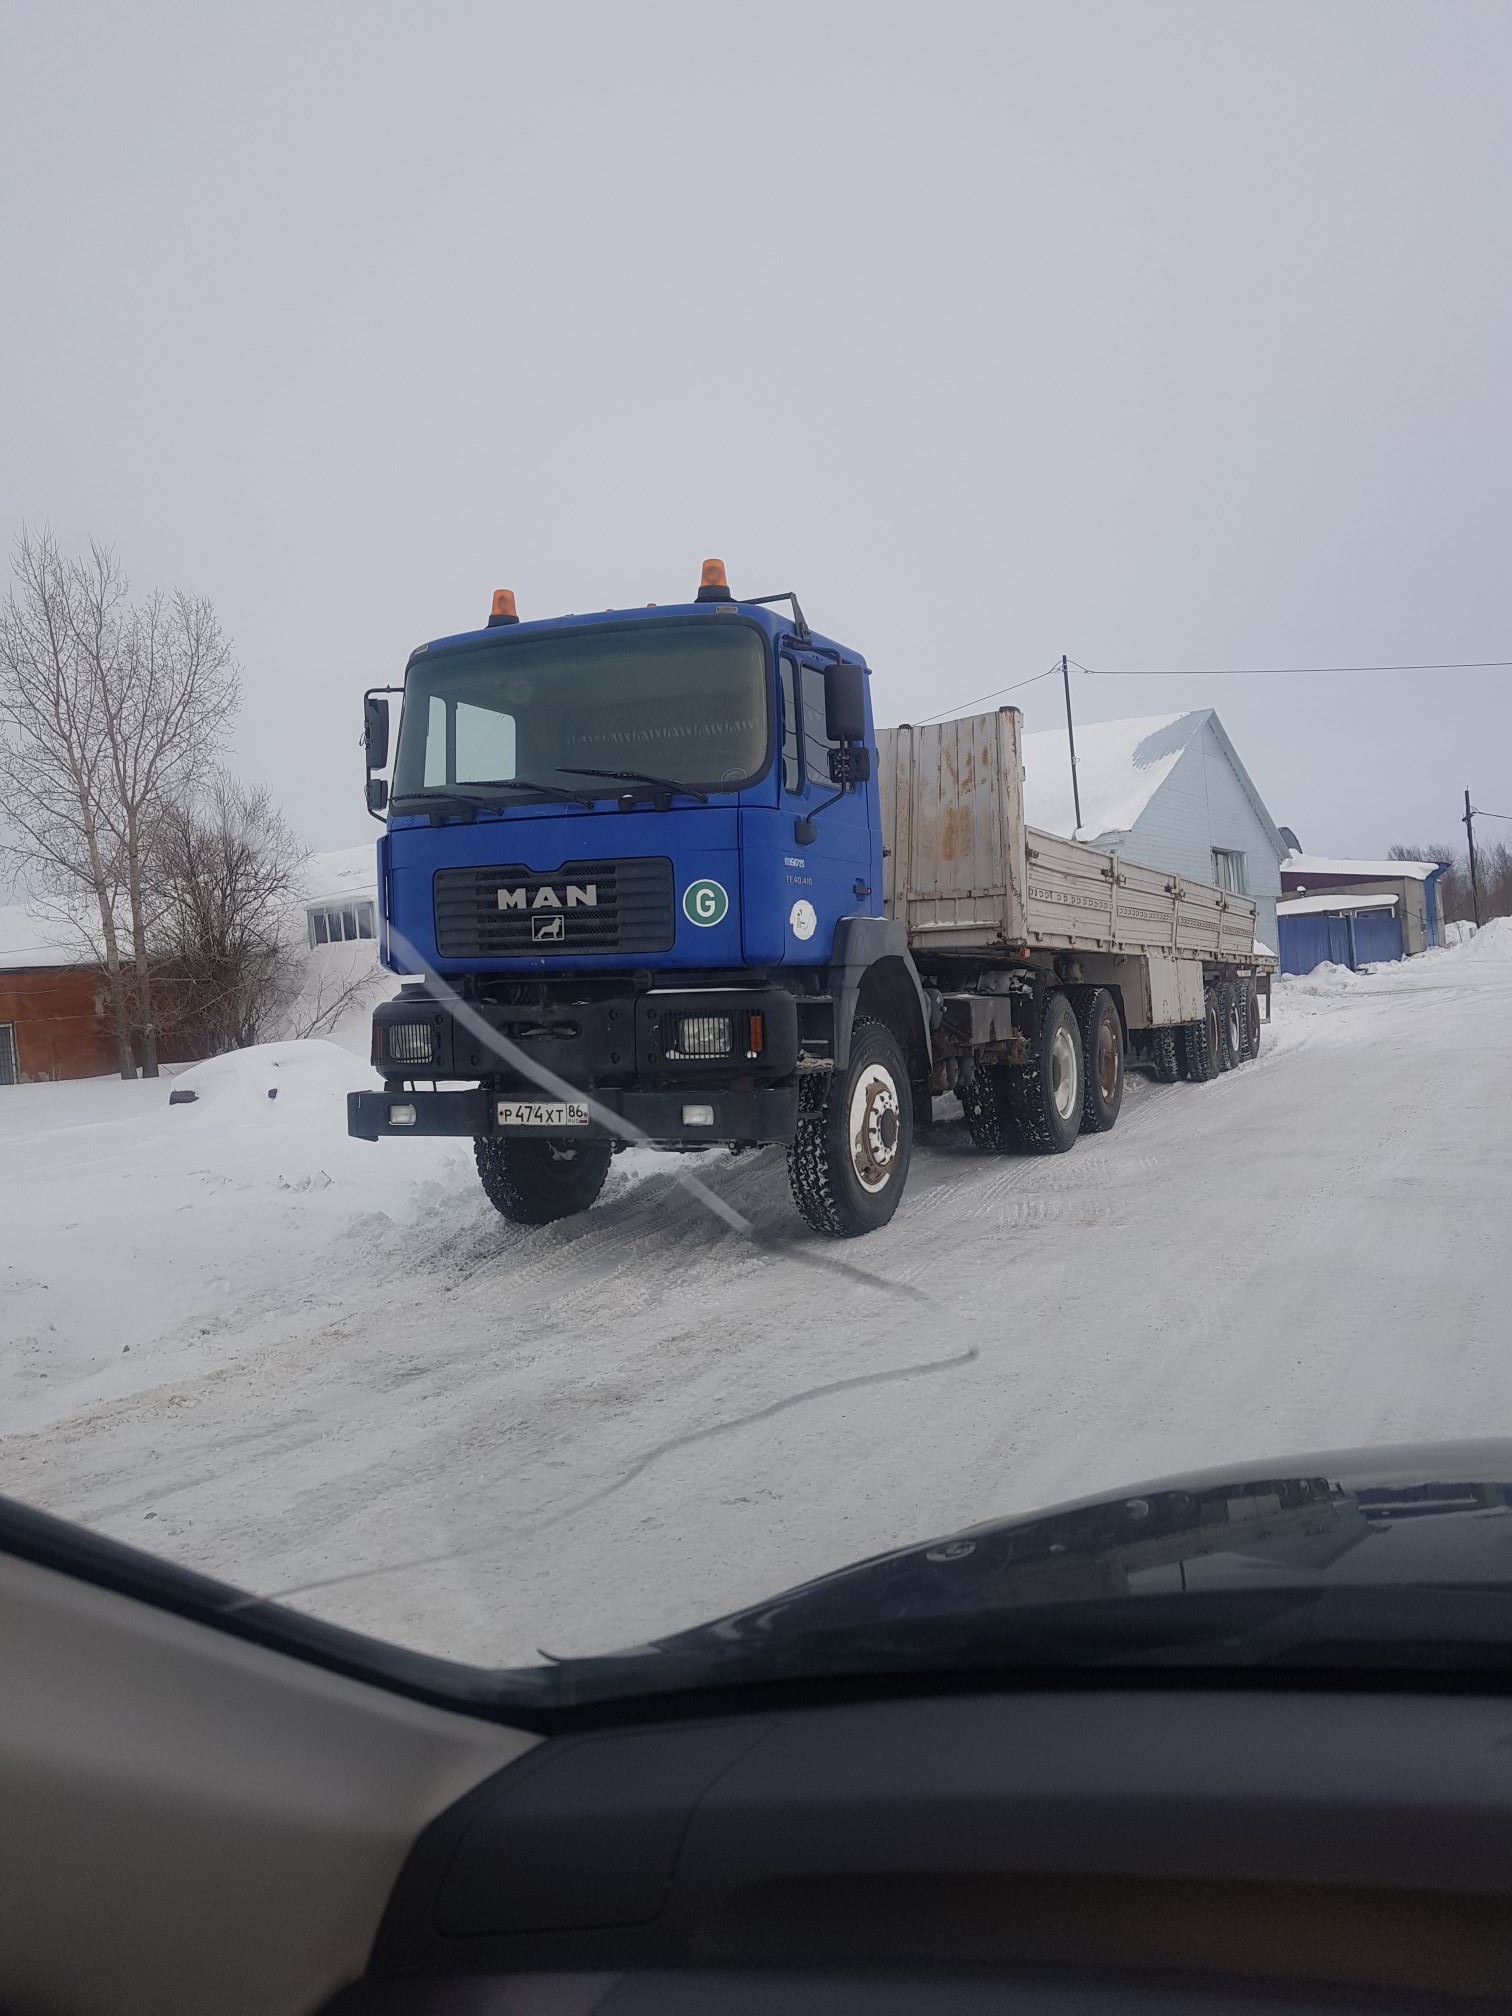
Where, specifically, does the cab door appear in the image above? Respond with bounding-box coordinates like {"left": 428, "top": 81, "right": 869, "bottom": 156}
{"left": 775, "top": 651, "right": 877, "bottom": 966}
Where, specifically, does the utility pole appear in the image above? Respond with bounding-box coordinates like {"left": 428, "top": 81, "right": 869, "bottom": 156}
{"left": 1464, "top": 788, "right": 1482, "bottom": 928}
{"left": 1062, "top": 654, "right": 1082, "bottom": 835}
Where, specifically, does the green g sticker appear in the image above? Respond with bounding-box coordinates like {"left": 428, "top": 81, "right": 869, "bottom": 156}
{"left": 682, "top": 879, "right": 729, "bottom": 927}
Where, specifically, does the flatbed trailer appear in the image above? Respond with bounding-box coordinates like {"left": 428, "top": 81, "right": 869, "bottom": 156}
{"left": 874, "top": 707, "right": 1271, "bottom": 1151}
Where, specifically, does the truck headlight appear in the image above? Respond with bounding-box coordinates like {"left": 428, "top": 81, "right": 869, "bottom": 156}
{"left": 384, "top": 1022, "right": 435, "bottom": 1066}
{"left": 666, "top": 1014, "right": 732, "bottom": 1060}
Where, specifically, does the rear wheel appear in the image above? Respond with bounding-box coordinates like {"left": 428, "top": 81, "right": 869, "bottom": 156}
{"left": 1217, "top": 981, "right": 1241, "bottom": 1072}
{"left": 1243, "top": 977, "right": 1263, "bottom": 1060}
{"left": 788, "top": 1019, "right": 913, "bottom": 1238}
{"left": 474, "top": 1134, "right": 612, "bottom": 1224}
{"left": 1152, "top": 1027, "right": 1181, "bottom": 1083}
{"left": 1071, "top": 986, "right": 1124, "bottom": 1133}
{"left": 1006, "top": 990, "right": 1083, "bottom": 1154}
{"left": 960, "top": 1065, "right": 1020, "bottom": 1152}
{"left": 1178, "top": 993, "right": 1219, "bottom": 1083}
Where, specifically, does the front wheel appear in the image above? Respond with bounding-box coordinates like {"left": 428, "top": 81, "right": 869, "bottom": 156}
{"left": 474, "top": 1134, "right": 612, "bottom": 1224}
{"left": 788, "top": 1019, "right": 913, "bottom": 1238}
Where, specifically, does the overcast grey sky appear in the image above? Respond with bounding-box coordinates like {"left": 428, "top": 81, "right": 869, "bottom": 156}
{"left": 2, "top": 0, "right": 1508, "bottom": 859}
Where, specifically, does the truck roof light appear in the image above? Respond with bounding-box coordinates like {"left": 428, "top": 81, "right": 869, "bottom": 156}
{"left": 487, "top": 588, "right": 519, "bottom": 627}
{"left": 695, "top": 557, "right": 732, "bottom": 603}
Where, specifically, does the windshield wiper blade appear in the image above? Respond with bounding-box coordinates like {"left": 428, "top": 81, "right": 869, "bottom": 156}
{"left": 391, "top": 779, "right": 596, "bottom": 813}
{"left": 558, "top": 766, "right": 710, "bottom": 805}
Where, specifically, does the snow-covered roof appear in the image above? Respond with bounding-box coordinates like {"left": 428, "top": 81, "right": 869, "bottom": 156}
{"left": 1278, "top": 890, "right": 1400, "bottom": 917}
{"left": 301, "top": 844, "right": 378, "bottom": 906}
{"left": 1021, "top": 711, "right": 1206, "bottom": 841}
{"left": 1283, "top": 852, "right": 1441, "bottom": 882}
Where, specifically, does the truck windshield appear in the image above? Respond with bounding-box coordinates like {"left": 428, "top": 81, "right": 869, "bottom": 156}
{"left": 391, "top": 621, "right": 769, "bottom": 804}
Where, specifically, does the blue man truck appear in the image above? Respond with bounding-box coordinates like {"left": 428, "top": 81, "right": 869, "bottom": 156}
{"left": 349, "top": 561, "right": 1270, "bottom": 1237}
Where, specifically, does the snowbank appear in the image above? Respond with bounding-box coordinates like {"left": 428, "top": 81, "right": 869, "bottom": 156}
{"left": 1460, "top": 915, "right": 1512, "bottom": 960}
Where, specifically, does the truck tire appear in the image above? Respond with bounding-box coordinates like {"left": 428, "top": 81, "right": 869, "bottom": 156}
{"left": 1217, "top": 981, "right": 1241, "bottom": 1072}
{"left": 788, "top": 1019, "right": 913, "bottom": 1238}
{"left": 960, "top": 1066, "right": 1020, "bottom": 1153}
{"left": 474, "top": 1134, "right": 612, "bottom": 1225}
{"left": 1242, "top": 977, "right": 1262, "bottom": 1060}
{"left": 1179, "top": 994, "right": 1219, "bottom": 1083}
{"left": 1005, "top": 990, "right": 1083, "bottom": 1154}
{"left": 1152, "top": 1027, "right": 1181, "bottom": 1082}
{"left": 1071, "top": 986, "right": 1124, "bottom": 1133}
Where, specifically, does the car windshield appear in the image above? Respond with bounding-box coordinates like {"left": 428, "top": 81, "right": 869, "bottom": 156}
{"left": 2, "top": 7, "right": 1510, "bottom": 1720}
{"left": 390, "top": 623, "right": 769, "bottom": 803}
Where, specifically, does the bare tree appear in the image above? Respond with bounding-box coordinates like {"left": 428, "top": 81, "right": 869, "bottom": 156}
{"left": 87, "top": 573, "right": 239, "bottom": 1075}
{"left": 146, "top": 775, "right": 308, "bottom": 1056}
{"left": 286, "top": 959, "right": 386, "bottom": 1041}
{"left": 0, "top": 529, "right": 135, "bottom": 1076}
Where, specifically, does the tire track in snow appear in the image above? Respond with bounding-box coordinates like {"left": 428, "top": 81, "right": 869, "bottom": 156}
{"left": 246, "top": 1343, "right": 981, "bottom": 1606}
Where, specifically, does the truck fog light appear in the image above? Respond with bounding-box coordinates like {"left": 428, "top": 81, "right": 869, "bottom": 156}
{"left": 385, "top": 1022, "right": 435, "bottom": 1065}
{"left": 682, "top": 1103, "right": 716, "bottom": 1127}
{"left": 389, "top": 1103, "right": 418, "bottom": 1128}
{"left": 669, "top": 1014, "right": 731, "bottom": 1060}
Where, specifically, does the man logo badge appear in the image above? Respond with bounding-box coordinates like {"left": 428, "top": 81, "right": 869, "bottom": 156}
{"left": 497, "top": 883, "right": 598, "bottom": 911}
{"left": 532, "top": 912, "right": 566, "bottom": 942}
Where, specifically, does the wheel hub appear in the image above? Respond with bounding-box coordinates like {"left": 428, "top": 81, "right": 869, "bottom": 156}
{"left": 849, "top": 1065, "right": 901, "bottom": 1193}
{"left": 1050, "top": 1024, "right": 1080, "bottom": 1122}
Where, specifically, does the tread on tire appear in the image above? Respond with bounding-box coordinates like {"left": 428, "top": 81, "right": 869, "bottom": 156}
{"left": 788, "top": 1018, "right": 913, "bottom": 1238}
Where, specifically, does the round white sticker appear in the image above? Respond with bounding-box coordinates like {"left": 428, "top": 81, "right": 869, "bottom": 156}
{"left": 789, "top": 899, "right": 817, "bottom": 941}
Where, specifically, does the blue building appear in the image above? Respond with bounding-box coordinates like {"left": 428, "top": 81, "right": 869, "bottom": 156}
{"left": 1021, "top": 709, "right": 1287, "bottom": 952}
{"left": 1276, "top": 854, "right": 1446, "bottom": 974}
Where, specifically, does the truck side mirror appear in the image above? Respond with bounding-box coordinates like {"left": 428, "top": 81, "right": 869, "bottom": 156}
{"left": 366, "top": 777, "right": 389, "bottom": 814}
{"left": 828, "top": 745, "right": 872, "bottom": 786}
{"left": 823, "top": 660, "right": 868, "bottom": 745}
{"left": 364, "top": 696, "right": 390, "bottom": 771}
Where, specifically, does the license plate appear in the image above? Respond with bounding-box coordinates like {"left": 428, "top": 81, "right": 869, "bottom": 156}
{"left": 496, "top": 1100, "right": 590, "bottom": 1128}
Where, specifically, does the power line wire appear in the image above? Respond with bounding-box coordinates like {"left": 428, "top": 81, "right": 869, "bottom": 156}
{"left": 916, "top": 663, "right": 1061, "bottom": 725}
{"left": 1071, "top": 657, "right": 1512, "bottom": 677}
{"left": 1472, "top": 807, "right": 1512, "bottom": 822}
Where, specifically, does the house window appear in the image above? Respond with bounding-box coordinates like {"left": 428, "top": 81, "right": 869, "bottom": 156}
{"left": 1212, "top": 848, "right": 1248, "bottom": 894}
{"left": 307, "top": 900, "right": 375, "bottom": 947}
{"left": 0, "top": 1023, "right": 16, "bottom": 1088}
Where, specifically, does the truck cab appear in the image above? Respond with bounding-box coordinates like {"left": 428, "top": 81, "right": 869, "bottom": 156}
{"left": 349, "top": 562, "right": 931, "bottom": 1237}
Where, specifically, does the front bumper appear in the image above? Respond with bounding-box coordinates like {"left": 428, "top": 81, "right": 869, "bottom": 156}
{"left": 355, "top": 981, "right": 802, "bottom": 1147}
{"left": 347, "top": 1084, "right": 799, "bottom": 1147}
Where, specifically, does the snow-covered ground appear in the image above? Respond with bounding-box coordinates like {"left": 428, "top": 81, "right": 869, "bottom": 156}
{"left": 4, "top": 924, "right": 1510, "bottom": 1667}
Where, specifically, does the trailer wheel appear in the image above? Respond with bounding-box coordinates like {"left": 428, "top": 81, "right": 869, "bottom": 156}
{"left": 1152, "top": 1028, "right": 1181, "bottom": 1083}
{"left": 788, "top": 1019, "right": 913, "bottom": 1238}
{"left": 1005, "top": 990, "right": 1083, "bottom": 1153}
{"left": 1071, "top": 986, "right": 1124, "bottom": 1133}
{"left": 1242, "top": 978, "right": 1262, "bottom": 1060}
{"left": 1179, "top": 994, "right": 1219, "bottom": 1083}
{"left": 474, "top": 1134, "right": 612, "bottom": 1225}
{"left": 961, "top": 1066, "right": 1020, "bottom": 1153}
{"left": 1217, "top": 981, "right": 1241, "bottom": 1072}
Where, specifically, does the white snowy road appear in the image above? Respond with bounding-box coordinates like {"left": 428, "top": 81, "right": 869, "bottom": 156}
{"left": 4, "top": 928, "right": 1510, "bottom": 1666}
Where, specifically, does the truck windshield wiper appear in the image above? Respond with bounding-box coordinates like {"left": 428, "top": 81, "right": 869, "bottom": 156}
{"left": 390, "top": 780, "right": 596, "bottom": 815}
{"left": 557, "top": 766, "right": 710, "bottom": 805}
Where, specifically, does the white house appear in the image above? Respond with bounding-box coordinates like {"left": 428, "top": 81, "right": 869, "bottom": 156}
{"left": 1021, "top": 710, "right": 1287, "bottom": 952}
{"left": 286, "top": 844, "right": 388, "bottom": 1044}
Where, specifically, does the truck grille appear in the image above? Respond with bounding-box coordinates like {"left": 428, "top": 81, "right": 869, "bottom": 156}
{"left": 434, "top": 858, "right": 676, "bottom": 959}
